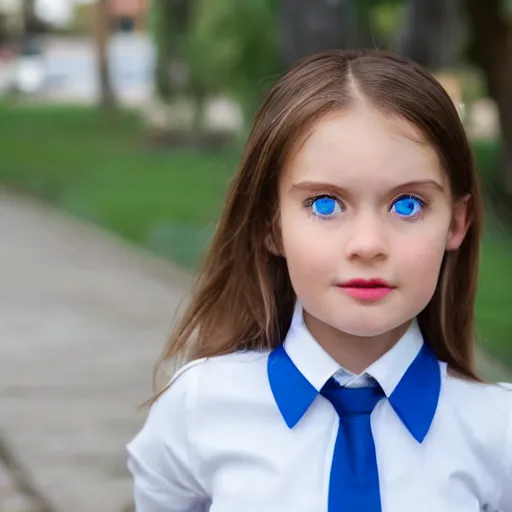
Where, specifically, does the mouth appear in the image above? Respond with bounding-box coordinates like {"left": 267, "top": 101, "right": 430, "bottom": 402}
{"left": 337, "top": 278, "right": 395, "bottom": 302}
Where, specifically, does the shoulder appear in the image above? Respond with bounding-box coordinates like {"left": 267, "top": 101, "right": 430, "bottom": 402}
{"left": 441, "top": 375, "right": 512, "bottom": 508}
{"left": 172, "top": 350, "right": 269, "bottom": 382}
{"left": 170, "top": 350, "right": 269, "bottom": 387}
{"left": 442, "top": 371, "right": 512, "bottom": 460}
{"left": 157, "top": 350, "right": 270, "bottom": 413}
{"left": 127, "top": 351, "right": 270, "bottom": 480}
{"left": 442, "top": 371, "right": 512, "bottom": 424}
{"left": 443, "top": 371, "right": 512, "bottom": 410}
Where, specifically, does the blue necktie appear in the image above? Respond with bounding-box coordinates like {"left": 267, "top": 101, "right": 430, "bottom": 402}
{"left": 321, "top": 378, "right": 384, "bottom": 511}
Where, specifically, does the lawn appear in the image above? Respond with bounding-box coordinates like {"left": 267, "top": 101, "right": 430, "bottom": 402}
{"left": 0, "top": 103, "right": 511, "bottom": 368}
{"left": 0, "top": 104, "right": 239, "bottom": 267}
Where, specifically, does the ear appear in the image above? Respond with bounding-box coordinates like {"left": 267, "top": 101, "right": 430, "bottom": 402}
{"left": 446, "top": 194, "right": 471, "bottom": 251}
{"left": 264, "top": 215, "right": 285, "bottom": 257}
{"left": 265, "top": 231, "right": 283, "bottom": 257}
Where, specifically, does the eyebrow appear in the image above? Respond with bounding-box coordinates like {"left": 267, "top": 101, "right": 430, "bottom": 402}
{"left": 290, "top": 179, "right": 445, "bottom": 194}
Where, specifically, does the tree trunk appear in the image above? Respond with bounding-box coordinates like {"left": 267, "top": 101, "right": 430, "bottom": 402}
{"left": 466, "top": 0, "right": 512, "bottom": 194}
{"left": 154, "top": 0, "right": 191, "bottom": 102}
{"left": 397, "top": 0, "right": 463, "bottom": 69}
{"left": 21, "top": 0, "right": 34, "bottom": 33}
{"left": 17, "top": 0, "right": 43, "bottom": 46}
{"left": 278, "top": 0, "right": 367, "bottom": 70}
{"left": 94, "top": 0, "right": 117, "bottom": 112}
{"left": 149, "top": 0, "right": 195, "bottom": 145}
{"left": 21, "top": 0, "right": 45, "bottom": 35}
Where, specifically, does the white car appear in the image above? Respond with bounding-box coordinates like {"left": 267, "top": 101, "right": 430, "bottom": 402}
{"left": 12, "top": 38, "right": 48, "bottom": 94}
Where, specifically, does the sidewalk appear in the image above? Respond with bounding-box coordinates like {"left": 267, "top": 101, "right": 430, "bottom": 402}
{"left": 0, "top": 190, "right": 192, "bottom": 511}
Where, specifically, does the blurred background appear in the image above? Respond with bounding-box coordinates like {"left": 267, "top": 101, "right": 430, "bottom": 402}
{"left": 0, "top": 0, "right": 510, "bottom": 510}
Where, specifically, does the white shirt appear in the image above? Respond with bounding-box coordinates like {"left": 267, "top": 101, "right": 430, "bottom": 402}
{"left": 127, "top": 304, "right": 512, "bottom": 511}
{"left": 332, "top": 362, "right": 375, "bottom": 388}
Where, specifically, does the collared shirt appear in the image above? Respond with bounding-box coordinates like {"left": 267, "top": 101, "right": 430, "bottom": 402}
{"left": 127, "top": 304, "right": 512, "bottom": 512}
{"left": 332, "top": 368, "right": 375, "bottom": 387}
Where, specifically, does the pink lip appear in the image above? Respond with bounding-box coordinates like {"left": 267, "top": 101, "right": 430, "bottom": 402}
{"left": 337, "top": 278, "right": 394, "bottom": 302}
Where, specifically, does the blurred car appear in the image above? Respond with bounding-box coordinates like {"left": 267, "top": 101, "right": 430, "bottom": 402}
{"left": 12, "top": 37, "right": 48, "bottom": 94}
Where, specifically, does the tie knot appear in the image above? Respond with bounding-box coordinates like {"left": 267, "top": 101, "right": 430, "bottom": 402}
{"left": 321, "top": 378, "right": 384, "bottom": 417}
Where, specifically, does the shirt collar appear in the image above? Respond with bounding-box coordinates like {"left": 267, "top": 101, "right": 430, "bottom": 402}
{"left": 267, "top": 303, "right": 440, "bottom": 443}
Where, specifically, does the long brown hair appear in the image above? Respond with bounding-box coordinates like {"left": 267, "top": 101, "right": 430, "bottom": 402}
{"left": 155, "top": 49, "right": 483, "bottom": 391}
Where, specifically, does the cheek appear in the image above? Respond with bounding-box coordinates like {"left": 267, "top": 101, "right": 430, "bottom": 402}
{"left": 285, "top": 239, "right": 334, "bottom": 278}
{"left": 280, "top": 212, "right": 336, "bottom": 281}
{"left": 397, "top": 232, "right": 446, "bottom": 286}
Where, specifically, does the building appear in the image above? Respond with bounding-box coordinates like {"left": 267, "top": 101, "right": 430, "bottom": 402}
{"left": 108, "top": 0, "right": 148, "bottom": 32}
{"left": 0, "top": 1, "right": 149, "bottom": 32}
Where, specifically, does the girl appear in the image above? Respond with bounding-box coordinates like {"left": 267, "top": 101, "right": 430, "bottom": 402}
{"left": 127, "top": 50, "right": 512, "bottom": 511}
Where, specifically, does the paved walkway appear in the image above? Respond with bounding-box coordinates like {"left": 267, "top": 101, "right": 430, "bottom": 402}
{"left": 0, "top": 191, "right": 192, "bottom": 511}
{"left": 0, "top": 191, "right": 509, "bottom": 511}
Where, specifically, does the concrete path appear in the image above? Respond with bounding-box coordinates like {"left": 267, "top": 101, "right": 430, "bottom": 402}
{"left": 0, "top": 191, "right": 509, "bottom": 511}
{"left": 0, "top": 191, "right": 192, "bottom": 511}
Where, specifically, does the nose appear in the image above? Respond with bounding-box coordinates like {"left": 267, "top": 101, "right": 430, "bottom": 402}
{"left": 345, "top": 212, "right": 388, "bottom": 263}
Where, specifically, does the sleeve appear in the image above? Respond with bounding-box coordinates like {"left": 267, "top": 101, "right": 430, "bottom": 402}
{"left": 497, "top": 383, "right": 512, "bottom": 512}
{"left": 126, "top": 367, "right": 208, "bottom": 512}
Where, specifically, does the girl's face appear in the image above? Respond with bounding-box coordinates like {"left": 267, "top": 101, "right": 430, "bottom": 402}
{"left": 277, "top": 104, "right": 469, "bottom": 339}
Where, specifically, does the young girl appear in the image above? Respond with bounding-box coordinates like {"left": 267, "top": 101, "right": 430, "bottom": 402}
{"left": 127, "top": 50, "right": 512, "bottom": 512}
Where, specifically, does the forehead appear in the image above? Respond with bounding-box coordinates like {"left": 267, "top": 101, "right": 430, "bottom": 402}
{"left": 282, "top": 105, "right": 446, "bottom": 190}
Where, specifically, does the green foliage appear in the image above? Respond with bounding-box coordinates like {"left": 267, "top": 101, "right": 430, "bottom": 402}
{"left": 185, "top": 0, "right": 279, "bottom": 117}
{"left": 0, "top": 104, "right": 238, "bottom": 267}
{"left": 149, "top": 0, "right": 191, "bottom": 101}
{"left": 476, "top": 228, "right": 512, "bottom": 367}
{"left": 371, "top": 0, "right": 406, "bottom": 47}
{"left": 147, "top": 0, "right": 159, "bottom": 40}
{"left": 56, "top": 3, "right": 92, "bottom": 35}
{"left": 149, "top": 0, "right": 410, "bottom": 116}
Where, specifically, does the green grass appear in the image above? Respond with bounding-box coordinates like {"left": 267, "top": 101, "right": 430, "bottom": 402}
{"left": 0, "top": 103, "right": 239, "bottom": 267}
{"left": 0, "top": 103, "right": 511, "bottom": 368}
{"left": 471, "top": 138, "right": 512, "bottom": 367}
{"left": 477, "top": 230, "right": 512, "bottom": 365}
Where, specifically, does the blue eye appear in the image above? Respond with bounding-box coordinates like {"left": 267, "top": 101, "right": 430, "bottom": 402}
{"left": 391, "top": 195, "right": 424, "bottom": 218}
{"left": 310, "top": 195, "right": 342, "bottom": 218}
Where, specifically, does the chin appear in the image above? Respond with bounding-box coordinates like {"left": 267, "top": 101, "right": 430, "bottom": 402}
{"left": 334, "top": 321, "right": 394, "bottom": 339}
{"left": 326, "top": 310, "right": 404, "bottom": 339}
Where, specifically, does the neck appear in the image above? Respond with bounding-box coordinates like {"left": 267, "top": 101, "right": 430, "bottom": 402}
{"left": 303, "top": 311, "right": 412, "bottom": 374}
